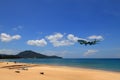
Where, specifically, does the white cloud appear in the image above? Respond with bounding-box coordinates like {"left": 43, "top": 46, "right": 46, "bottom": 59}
{"left": 84, "top": 50, "right": 98, "bottom": 56}
{"left": 27, "top": 39, "right": 47, "bottom": 47}
{"left": 46, "top": 33, "right": 63, "bottom": 41}
{"left": 12, "top": 35, "right": 21, "bottom": 40}
{"left": 67, "top": 34, "right": 79, "bottom": 42}
{"left": 27, "top": 33, "right": 104, "bottom": 47}
{"left": 0, "top": 33, "right": 21, "bottom": 42}
{"left": 0, "top": 49, "right": 20, "bottom": 55}
{"left": 13, "top": 26, "right": 23, "bottom": 31}
{"left": 88, "top": 35, "right": 103, "bottom": 40}
{"left": 46, "top": 33, "right": 78, "bottom": 47}
{"left": 52, "top": 40, "right": 74, "bottom": 47}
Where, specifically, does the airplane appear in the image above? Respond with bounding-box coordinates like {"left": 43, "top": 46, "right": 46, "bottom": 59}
{"left": 77, "top": 39, "right": 100, "bottom": 46}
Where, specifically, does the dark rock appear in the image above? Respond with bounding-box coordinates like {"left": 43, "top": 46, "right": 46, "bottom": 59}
{"left": 15, "top": 71, "right": 20, "bottom": 73}
{"left": 40, "top": 72, "right": 44, "bottom": 75}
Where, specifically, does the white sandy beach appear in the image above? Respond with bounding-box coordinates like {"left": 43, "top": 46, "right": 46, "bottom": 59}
{"left": 0, "top": 62, "right": 120, "bottom": 80}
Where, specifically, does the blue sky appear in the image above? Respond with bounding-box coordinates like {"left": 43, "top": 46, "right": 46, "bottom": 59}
{"left": 0, "top": 0, "right": 120, "bottom": 58}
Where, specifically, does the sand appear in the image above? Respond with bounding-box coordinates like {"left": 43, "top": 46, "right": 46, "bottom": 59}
{"left": 0, "top": 62, "right": 120, "bottom": 80}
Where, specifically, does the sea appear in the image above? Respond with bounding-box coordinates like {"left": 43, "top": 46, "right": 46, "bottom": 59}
{"left": 0, "top": 58, "right": 120, "bottom": 72}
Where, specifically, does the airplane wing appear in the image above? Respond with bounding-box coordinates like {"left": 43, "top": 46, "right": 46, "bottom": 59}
{"left": 77, "top": 40, "right": 88, "bottom": 45}
{"left": 88, "top": 39, "right": 100, "bottom": 45}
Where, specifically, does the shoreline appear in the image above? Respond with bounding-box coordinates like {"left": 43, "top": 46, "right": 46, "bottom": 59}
{"left": 0, "top": 61, "right": 120, "bottom": 80}
{"left": 1, "top": 60, "right": 120, "bottom": 73}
